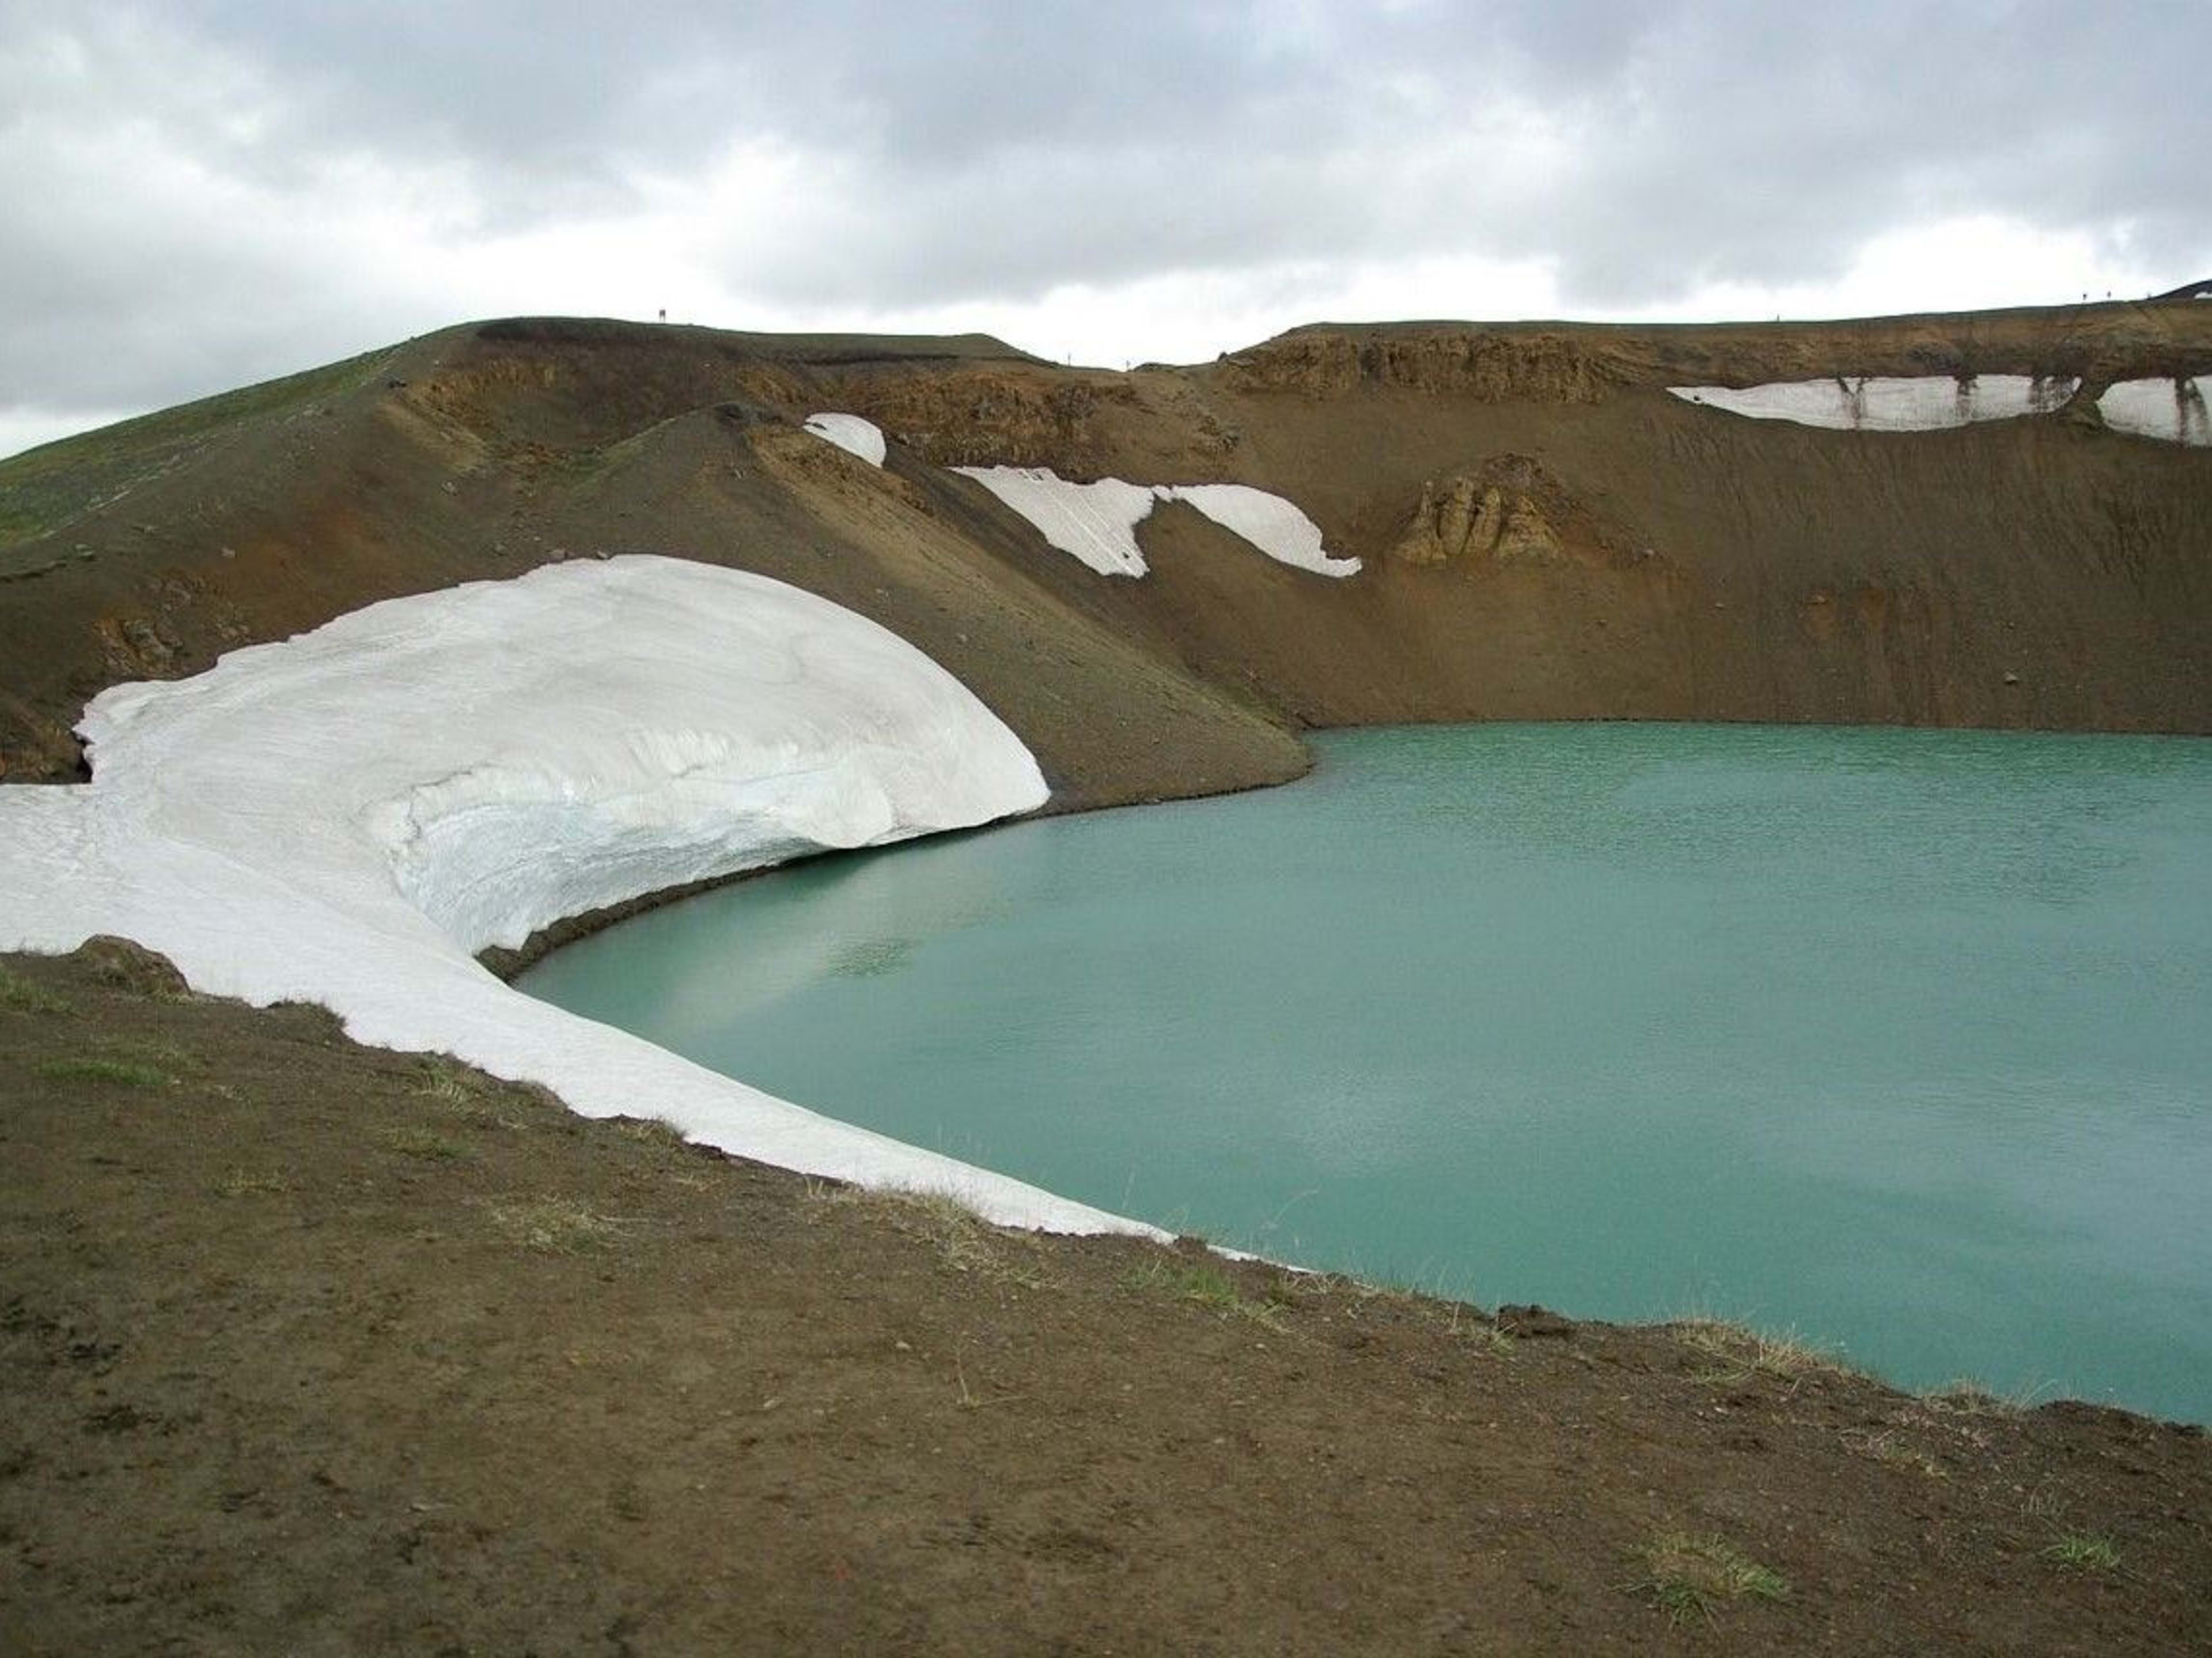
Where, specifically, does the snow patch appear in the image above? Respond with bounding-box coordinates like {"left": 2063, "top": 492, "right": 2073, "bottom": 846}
{"left": 1156, "top": 484, "right": 1363, "bottom": 576}
{"left": 2097, "top": 377, "right": 2212, "bottom": 447}
{"left": 802, "top": 412, "right": 888, "bottom": 467}
{"left": 1672, "top": 373, "right": 2211, "bottom": 446}
{"left": 954, "top": 466, "right": 1360, "bottom": 579}
{"left": 953, "top": 467, "right": 1157, "bottom": 576}
{"left": 0, "top": 556, "right": 1157, "bottom": 1236}
{"left": 1668, "top": 374, "right": 2079, "bottom": 432}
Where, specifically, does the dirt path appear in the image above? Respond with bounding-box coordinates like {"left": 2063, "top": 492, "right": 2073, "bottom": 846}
{"left": 5, "top": 943, "right": 2207, "bottom": 1655}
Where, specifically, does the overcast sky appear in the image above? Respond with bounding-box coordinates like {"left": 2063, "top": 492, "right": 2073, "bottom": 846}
{"left": 4, "top": 0, "right": 2208, "bottom": 458}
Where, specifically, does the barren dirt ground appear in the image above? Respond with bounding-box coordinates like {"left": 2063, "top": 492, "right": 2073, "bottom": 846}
{"left": 5, "top": 942, "right": 2207, "bottom": 1655}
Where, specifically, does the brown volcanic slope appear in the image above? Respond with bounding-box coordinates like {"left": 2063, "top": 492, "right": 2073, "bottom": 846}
{"left": 3, "top": 301, "right": 2210, "bottom": 805}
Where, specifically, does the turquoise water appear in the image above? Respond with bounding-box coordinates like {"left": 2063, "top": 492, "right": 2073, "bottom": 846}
{"left": 520, "top": 724, "right": 2212, "bottom": 1422}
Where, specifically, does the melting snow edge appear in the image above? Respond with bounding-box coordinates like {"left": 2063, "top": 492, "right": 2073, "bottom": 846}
{"left": 0, "top": 556, "right": 1158, "bottom": 1237}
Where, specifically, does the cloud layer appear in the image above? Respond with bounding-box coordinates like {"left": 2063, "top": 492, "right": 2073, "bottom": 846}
{"left": 5, "top": 1, "right": 2208, "bottom": 452}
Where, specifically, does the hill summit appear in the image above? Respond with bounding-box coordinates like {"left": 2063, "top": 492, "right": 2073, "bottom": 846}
{"left": 4, "top": 300, "right": 2210, "bottom": 799}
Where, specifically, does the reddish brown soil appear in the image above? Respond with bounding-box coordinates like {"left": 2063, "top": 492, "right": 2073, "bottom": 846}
{"left": 5, "top": 944, "right": 2209, "bottom": 1655}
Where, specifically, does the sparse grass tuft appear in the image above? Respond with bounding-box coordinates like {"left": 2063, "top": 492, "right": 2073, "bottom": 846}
{"left": 1444, "top": 1302, "right": 1516, "bottom": 1355}
{"left": 2042, "top": 1531, "right": 2122, "bottom": 1573}
{"left": 1675, "top": 1316, "right": 1847, "bottom": 1390}
{"left": 115, "top": 1039, "right": 199, "bottom": 1072}
{"left": 0, "top": 968, "right": 72, "bottom": 1015}
{"left": 382, "top": 1126, "right": 472, "bottom": 1163}
{"left": 1626, "top": 1532, "right": 1790, "bottom": 1624}
{"left": 36, "top": 1054, "right": 172, "bottom": 1088}
{"left": 1925, "top": 1378, "right": 2044, "bottom": 1418}
{"left": 804, "top": 1182, "right": 1047, "bottom": 1285}
{"left": 217, "top": 1167, "right": 294, "bottom": 1198}
{"left": 414, "top": 1056, "right": 538, "bottom": 1130}
{"left": 415, "top": 1057, "right": 481, "bottom": 1105}
{"left": 1841, "top": 1427, "right": 1948, "bottom": 1478}
{"left": 610, "top": 1114, "right": 690, "bottom": 1149}
{"left": 482, "top": 1196, "right": 628, "bottom": 1254}
{"left": 1121, "top": 1254, "right": 1285, "bottom": 1329}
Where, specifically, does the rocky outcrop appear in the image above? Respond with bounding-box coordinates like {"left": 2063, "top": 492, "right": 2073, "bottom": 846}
{"left": 1218, "top": 328, "right": 1622, "bottom": 402}
{"left": 71, "top": 935, "right": 190, "bottom": 998}
{"left": 1390, "top": 477, "right": 1562, "bottom": 567}
{"left": 92, "top": 613, "right": 183, "bottom": 676}
{"left": 1387, "top": 455, "right": 1629, "bottom": 571}
{"left": 0, "top": 690, "right": 81, "bottom": 782}
{"left": 827, "top": 370, "right": 1134, "bottom": 472}
{"left": 1221, "top": 308, "right": 2212, "bottom": 404}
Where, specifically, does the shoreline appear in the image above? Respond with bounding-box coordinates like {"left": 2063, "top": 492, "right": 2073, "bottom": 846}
{"left": 478, "top": 746, "right": 1321, "bottom": 981}
{"left": 502, "top": 720, "right": 2212, "bottom": 1432}
{"left": 0, "top": 557, "right": 1154, "bottom": 1236}
{"left": 7, "top": 936, "right": 2209, "bottom": 1654}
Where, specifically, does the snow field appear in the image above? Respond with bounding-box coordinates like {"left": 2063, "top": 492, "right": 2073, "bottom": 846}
{"left": 2097, "top": 377, "right": 2212, "bottom": 446}
{"left": 802, "top": 412, "right": 888, "bottom": 466}
{"left": 954, "top": 466, "right": 1360, "bottom": 578}
{"left": 1671, "top": 374, "right": 2211, "bottom": 445}
{"left": 1668, "top": 374, "right": 2075, "bottom": 431}
{"left": 797, "top": 417, "right": 1359, "bottom": 576}
{"left": 0, "top": 557, "right": 1160, "bottom": 1236}
{"left": 953, "top": 467, "right": 1158, "bottom": 575}
{"left": 1156, "top": 484, "right": 1363, "bottom": 576}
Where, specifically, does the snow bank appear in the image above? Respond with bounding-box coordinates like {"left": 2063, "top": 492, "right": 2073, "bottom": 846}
{"left": 1156, "top": 484, "right": 1363, "bottom": 576}
{"left": 803, "top": 412, "right": 888, "bottom": 466}
{"left": 952, "top": 467, "right": 1157, "bottom": 575}
{"left": 1667, "top": 374, "right": 2078, "bottom": 432}
{"left": 1672, "top": 373, "right": 2211, "bottom": 446}
{"left": 955, "top": 466, "right": 1361, "bottom": 579}
{"left": 2098, "top": 377, "right": 2212, "bottom": 447}
{"left": 0, "top": 556, "right": 1157, "bottom": 1236}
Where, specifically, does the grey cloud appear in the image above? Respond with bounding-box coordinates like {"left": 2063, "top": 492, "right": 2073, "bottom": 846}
{"left": 4, "top": 0, "right": 2210, "bottom": 430}
{"left": 710, "top": 0, "right": 2212, "bottom": 310}
{"left": 42, "top": 5, "right": 2212, "bottom": 255}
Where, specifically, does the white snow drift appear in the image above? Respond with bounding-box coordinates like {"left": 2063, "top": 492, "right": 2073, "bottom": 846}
{"left": 954, "top": 466, "right": 1361, "bottom": 578}
{"left": 1667, "top": 374, "right": 2078, "bottom": 431}
{"left": 2097, "top": 377, "right": 2212, "bottom": 446}
{"left": 791, "top": 420, "right": 1360, "bottom": 576}
{"left": 803, "top": 412, "right": 887, "bottom": 467}
{"left": 1156, "top": 485, "right": 1354, "bottom": 576}
{"left": 1670, "top": 374, "right": 2211, "bottom": 445}
{"left": 952, "top": 468, "right": 1159, "bottom": 575}
{"left": 0, "top": 556, "right": 1156, "bottom": 1235}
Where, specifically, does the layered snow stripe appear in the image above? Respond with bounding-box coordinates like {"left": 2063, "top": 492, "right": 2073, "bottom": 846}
{"left": 0, "top": 556, "right": 1158, "bottom": 1236}
{"left": 1670, "top": 375, "right": 2211, "bottom": 445}
{"left": 955, "top": 466, "right": 1361, "bottom": 578}
{"left": 1668, "top": 375, "right": 2077, "bottom": 431}
{"left": 1155, "top": 485, "right": 1359, "bottom": 576}
{"left": 953, "top": 468, "right": 1159, "bottom": 576}
{"left": 2098, "top": 378, "right": 2212, "bottom": 446}
{"left": 795, "top": 417, "right": 1359, "bottom": 575}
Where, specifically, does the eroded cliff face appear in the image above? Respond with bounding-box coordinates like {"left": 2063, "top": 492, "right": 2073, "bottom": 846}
{"left": 821, "top": 371, "right": 1122, "bottom": 471}
{"left": 2, "top": 303, "right": 2208, "bottom": 800}
{"left": 1217, "top": 328, "right": 1622, "bottom": 403}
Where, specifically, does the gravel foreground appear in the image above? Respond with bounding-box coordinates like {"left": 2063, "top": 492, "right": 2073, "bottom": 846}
{"left": 5, "top": 942, "right": 2209, "bottom": 1655}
